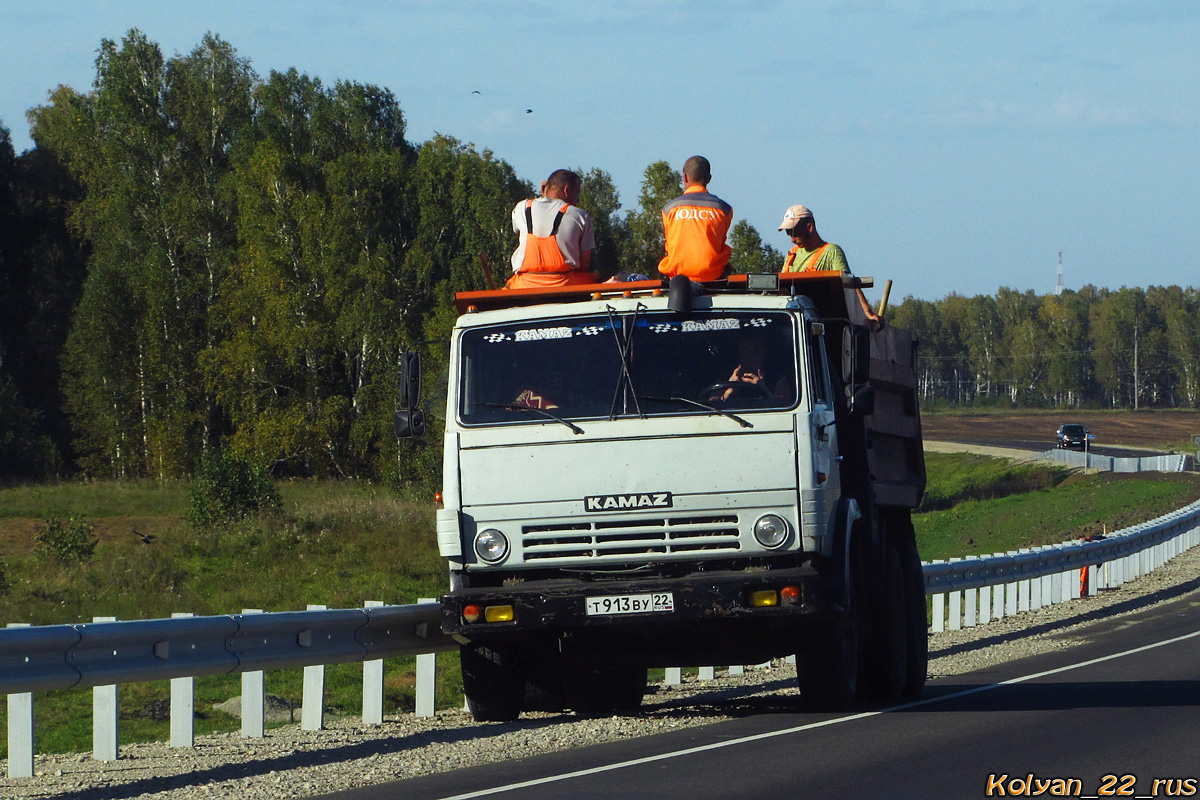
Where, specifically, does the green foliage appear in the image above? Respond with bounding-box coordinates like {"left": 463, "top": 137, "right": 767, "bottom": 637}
{"left": 34, "top": 515, "right": 98, "bottom": 563}
{"left": 188, "top": 450, "right": 281, "bottom": 526}
{"left": 620, "top": 160, "right": 679, "bottom": 276}
{"left": 8, "top": 27, "right": 1200, "bottom": 490}
{"left": 895, "top": 284, "right": 1200, "bottom": 409}
{"left": 915, "top": 469, "right": 1200, "bottom": 561}
{"left": 919, "top": 452, "right": 1068, "bottom": 511}
{"left": 728, "top": 219, "right": 784, "bottom": 274}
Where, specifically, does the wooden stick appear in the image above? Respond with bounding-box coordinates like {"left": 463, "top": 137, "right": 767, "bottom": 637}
{"left": 876, "top": 279, "right": 893, "bottom": 318}
{"left": 478, "top": 252, "right": 497, "bottom": 290}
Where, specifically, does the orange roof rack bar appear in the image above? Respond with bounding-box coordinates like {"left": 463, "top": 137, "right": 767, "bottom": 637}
{"left": 453, "top": 272, "right": 848, "bottom": 315}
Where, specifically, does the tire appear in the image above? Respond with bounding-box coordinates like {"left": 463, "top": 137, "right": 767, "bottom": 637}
{"left": 460, "top": 642, "right": 526, "bottom": 722}
{"left": 897, "top": 529, "right": 929, "bottom": 697}
{"left": 857, "top": 542, "right": 908, "bottom": 704}
{"left": 797, "top": 612, "right": 859, "bottom": 711}
{"left": 796, "top": 551, "right": 860, "bottom": 712}
{"left": 564, "top": 666, "right": 648, "bottom": 715}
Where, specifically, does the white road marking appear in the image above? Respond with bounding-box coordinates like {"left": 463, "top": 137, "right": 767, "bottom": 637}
{"left": 436, "top": 628, "right": 1200, "bottom": 800}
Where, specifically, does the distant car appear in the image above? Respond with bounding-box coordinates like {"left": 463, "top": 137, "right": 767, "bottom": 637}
{"left": 1056, "top": 423, "right": 1091, "bottom": 450}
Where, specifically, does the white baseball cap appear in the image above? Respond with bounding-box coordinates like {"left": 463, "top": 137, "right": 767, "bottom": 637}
{"left": 778, "top": 205, "right": 814, "bottom": 231}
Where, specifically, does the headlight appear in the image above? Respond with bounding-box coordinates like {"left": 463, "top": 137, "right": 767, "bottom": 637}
{"left": 473, "top": 528, "right": 509, "bottom": 563}
{"left": 753, "top": 514, "right": 789, "bottom": 548}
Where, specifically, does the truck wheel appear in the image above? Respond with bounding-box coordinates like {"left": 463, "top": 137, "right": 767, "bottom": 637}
{"left": 564, "top": 666, "right": 648, "bottom": 715}
{"left": 796, "top": 551, "right": 860, "bottom": 712}
{"left": 857, "top": 542, "right": 908, "bottom": 704}
{"left": 461, "top": 642, "right": 526, "bottom": 722}
{"left": 898, "top": 533, "right": 928, "bottom": 697}
{"left": 797, "top": 611, "right": 858, "bottom": 711}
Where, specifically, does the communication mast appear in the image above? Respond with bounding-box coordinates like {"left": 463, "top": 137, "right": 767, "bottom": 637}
{"left": 1055, "top": 250, "right": 1063, "bottom": 295}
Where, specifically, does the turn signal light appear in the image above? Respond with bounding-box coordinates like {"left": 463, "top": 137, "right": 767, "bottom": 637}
{"left": 484, "top": 605, "right": 515, "bottom": 623}
{"left": 434, "top": 492, "right": 443, "bottom": 509}
{"left": 463, "top": 604, "right": 482, "bottom": 623}
{"left": 780, "top": 585, "right": 801, "bottom": 606}
{"left": 749, "top": 590, "right": 778, "bottom": 607}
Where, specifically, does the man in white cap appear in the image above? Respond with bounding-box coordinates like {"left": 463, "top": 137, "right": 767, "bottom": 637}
{"left": 778, "top": 204, "right": 848, "bottom": 273}
{"left": 778, "top": 204, "right": 880, "bottom": 326}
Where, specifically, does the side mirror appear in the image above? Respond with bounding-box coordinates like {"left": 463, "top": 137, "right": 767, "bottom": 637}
{"left": 396, "top": 347, "right": 425, "bottom": 439}
{"left": 841, "top": 325, "right": 871, "bottom": 387}
{"left": 400, "top": 349, "right": 422, "bottom": 411}
{"left": 394, "top": 409, "right": 426, "bottom": 439}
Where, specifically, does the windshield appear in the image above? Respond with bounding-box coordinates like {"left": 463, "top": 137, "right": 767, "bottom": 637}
{"left": 459, "top": 310, "right": 799, "bottom": 426}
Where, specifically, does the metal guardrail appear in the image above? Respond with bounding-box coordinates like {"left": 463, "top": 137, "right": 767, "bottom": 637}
{"left": 1037, "top": 448, "right": 1193, "bottom": 473}
{"left": 0, "top": 604, "right": 454, "bottom": 696}
{"left": 922, "top": 499, "right": 1200, "bottom": 595}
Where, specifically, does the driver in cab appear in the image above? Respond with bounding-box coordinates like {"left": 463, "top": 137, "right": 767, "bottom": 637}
{"left": 707, "top": 336, "right": 790, "bottom": 403}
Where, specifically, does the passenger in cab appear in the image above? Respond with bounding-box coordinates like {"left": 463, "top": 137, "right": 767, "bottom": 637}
{"left": 658, "top": 156, "right": 733, "bottom": 282}
{"left": 778, "top": 204, "right": 881, "bottom": 328}
{"left": 507, "top": 169, "right": 597, "bottom": 289}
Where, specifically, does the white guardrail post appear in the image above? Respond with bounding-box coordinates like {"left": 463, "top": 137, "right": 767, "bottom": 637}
{"left": 930, "top": 560, "right": 945, "bottom": 633}
{"left": 302, "top": 604, "right": 328, "bottom": 731}
{"left": 241, "top": 609, "right": 265, "bottom": 738}
{"left": 6, "top": 623, "right": 34, "bottom": 778}
{"left": 170, "top": 612, "right": 195, "bottom": 748}
{"left": 92, "top": 616, "right": 119, "bottom": 761}
{"left": 362, "top": 601, "right": 385, "bottom": 725}
{"left": 415, "top": 599, "right": 437, "bottom": 718}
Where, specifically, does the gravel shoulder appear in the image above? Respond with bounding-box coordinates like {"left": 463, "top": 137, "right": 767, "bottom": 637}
{"left": 3, "top": 542, "right": 1198, "bottom": 800}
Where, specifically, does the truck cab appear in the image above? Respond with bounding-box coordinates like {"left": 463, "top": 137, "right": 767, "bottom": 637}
{"left": 401, "top": 272, "right": 926, "bottom": 720}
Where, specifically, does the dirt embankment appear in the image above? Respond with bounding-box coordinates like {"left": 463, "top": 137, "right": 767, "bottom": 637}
{"left": 921, "top": 409, "right": 1200, "bottom": 451}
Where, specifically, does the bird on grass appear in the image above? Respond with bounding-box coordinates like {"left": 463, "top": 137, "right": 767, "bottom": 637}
{"left": 132, "top": 528, "right": 156, "bottom": 544}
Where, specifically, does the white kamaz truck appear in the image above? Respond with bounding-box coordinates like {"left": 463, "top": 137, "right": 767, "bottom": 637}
{"left": 396, "top": 272, "right": 927, "bottom": 720}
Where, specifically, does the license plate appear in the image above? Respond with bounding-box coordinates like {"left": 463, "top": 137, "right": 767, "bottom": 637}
{"left": 585, "top": 592, "right": 674, "bottom": 616}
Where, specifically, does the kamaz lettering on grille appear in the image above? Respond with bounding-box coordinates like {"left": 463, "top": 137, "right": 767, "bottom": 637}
{"left": 584, "top": 493, "right": 673, "bottom": 512}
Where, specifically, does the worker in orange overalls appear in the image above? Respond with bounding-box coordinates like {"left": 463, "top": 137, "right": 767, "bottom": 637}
{"left": 778, "top": 204, "right": 882, "bottom": 328}
{"left": 507, "top": 169, "right": 597, "bottom": 289}
{"left": 657, "top": 156, "right": 733, "bottom": 282}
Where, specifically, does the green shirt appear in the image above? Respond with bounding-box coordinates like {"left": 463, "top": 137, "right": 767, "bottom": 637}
{"left": 782, "top": 242, "right": 850, "bottom": 273}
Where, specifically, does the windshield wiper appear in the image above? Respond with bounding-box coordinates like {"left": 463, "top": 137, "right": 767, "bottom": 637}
{"left": 606, "top": 304, "right": 645, "bottom": 420}
{"left": 479, "top": 402, "right": 585, "bottom": 435}
{"left": 637, "top": 396, "right": 753, "bottom": 429}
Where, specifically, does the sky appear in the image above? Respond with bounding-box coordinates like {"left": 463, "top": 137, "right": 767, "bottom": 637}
{"left": 2, "top": 0, "right": 1198, "bottom": 302}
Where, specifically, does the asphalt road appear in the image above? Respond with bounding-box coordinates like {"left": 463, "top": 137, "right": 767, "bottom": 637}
{"left": 317, "top": 587, "right": 1200, "bottom": 800}
{"left": 931, "top": 437, "right": 1166, "bottom": 459}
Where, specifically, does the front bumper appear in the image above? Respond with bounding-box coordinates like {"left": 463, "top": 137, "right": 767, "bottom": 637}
{"left": 440, "top": 564, "right": 828, "bottom": 638}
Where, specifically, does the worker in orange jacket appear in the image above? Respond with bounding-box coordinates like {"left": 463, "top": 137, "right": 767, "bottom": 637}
{"left": 657, "top": 156, "right": 733, "bottom": 282}
{"left": 507, "top": 169, "right": 597, "bottom": 289}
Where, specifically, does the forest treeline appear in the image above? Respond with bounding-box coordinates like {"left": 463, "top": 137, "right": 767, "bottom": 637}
{"left": 0, "top": 30, "right": 1196, "bottom": 484}
{"left": 890, "top": 287, "right": 1200, "bottom": 410}
{"left": 0, "top": 30, "right": 782, "bottom": 483}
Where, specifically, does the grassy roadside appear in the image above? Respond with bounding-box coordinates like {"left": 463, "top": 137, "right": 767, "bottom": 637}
{"left": 2, "top": 456, "right": 1199, "bottom": 756}
{"left": 0, "top": 480, "right": 460, "bottom": 758}
{"left": 915, "top": 452, "right": 1200, "bottom": 560}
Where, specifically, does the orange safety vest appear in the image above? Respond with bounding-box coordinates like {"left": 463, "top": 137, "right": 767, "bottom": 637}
{"left": 519, "top": 199, "right": 573, "bottom": 274}
{"left": 782, "top": 242, "right": 830, "bottom": 272}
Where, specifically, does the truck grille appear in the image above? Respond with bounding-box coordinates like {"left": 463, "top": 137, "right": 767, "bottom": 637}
{"left": 521, "top": 515, "right": 740, "bottom": 561}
